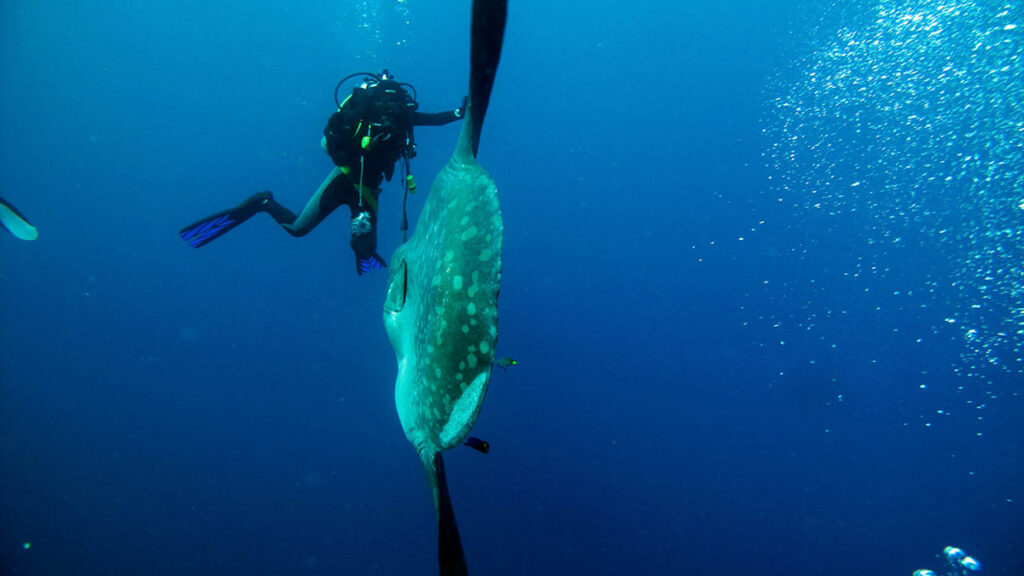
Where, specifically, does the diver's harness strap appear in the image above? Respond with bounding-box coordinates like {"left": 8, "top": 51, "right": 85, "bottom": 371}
{"left": 401, "top": 154, "right": 411, "bottom": 243}
{"left": 358, "top": 154, "right": 366, "bottom": 208}
{"left": 339, "top": 165, "right": 378, "bottom": 213}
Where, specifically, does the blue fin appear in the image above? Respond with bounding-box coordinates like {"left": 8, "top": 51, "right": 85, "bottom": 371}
{"left": 356, "top": 252, "right": 387, "bottom": 275}
{"left": 179, "top": 193, "right": 270, "bottom": 248}
{"left": 179, "top": 213, "right": 241, "bottom": 248}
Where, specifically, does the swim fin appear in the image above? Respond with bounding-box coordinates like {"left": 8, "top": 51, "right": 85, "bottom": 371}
{"left": 0, "top": 196, "right": 38, "bottom": 241}
{"left": 179, "top": 192, "right": 273, "bottom": 248}
{"left": 356, "top": 252, "right": 387, "bottom": 275}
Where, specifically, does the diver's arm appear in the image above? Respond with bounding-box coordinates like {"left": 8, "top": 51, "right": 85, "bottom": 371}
{"left": 412, "top": 96, "right": 466, "bottom": 126}
{"left": 412, "top": 110, "right": 461, "bottom": 126}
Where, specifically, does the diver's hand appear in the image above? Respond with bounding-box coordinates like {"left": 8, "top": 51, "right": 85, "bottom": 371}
{"left": 454, "top": 95, "right": 468, "bottom": 119}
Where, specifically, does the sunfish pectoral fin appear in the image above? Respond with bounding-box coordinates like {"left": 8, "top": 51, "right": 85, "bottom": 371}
{"left": 0, "top": 196, "right": 38, "bottom": 241}
{"left": 423, "top": 452, "right": 468, "bottom": 576}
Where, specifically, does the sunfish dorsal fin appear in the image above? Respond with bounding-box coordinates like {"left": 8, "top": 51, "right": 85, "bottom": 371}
{"left": 462, "top": 0, "right": 507, "bottom": 159}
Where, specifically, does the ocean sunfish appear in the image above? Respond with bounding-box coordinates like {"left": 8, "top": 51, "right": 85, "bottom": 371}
{"left": 382, "top": 1, "right": 507, "bottom": 574}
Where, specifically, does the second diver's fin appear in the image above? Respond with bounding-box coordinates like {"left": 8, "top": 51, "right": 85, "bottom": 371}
{"left": 356, "top": 252, "right": 387, "bottom": 275}
{"left": 179, "top": 192, "right": 273, "bottom": 248}
{"left": 0, "top": 196, "right": 39, "bottom": 241}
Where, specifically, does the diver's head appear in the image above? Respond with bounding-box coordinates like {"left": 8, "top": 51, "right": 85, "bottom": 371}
{"left": 380, "top": 68, "right": 393, "bottom": 80}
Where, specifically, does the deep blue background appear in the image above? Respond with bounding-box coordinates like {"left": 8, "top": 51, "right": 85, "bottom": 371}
{"left": 2, "top": 1, "right": 1021, "bottom": 575}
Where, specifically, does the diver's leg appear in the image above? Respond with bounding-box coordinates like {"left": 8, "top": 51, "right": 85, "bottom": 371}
{"left": 280, "top": 167, "right": 347, "bottom": 237}
{"left": 259, "top": 196, "right": 298, "bottom": 228}
{"left": 179, "top": 168, "right": 349, "bottom": 247}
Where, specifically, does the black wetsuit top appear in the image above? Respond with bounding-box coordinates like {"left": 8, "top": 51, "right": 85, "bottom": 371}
{"left": 324, "top": 108, "right": 460, "bottom": 188}
{"left": 312, "top": 106, "right": 461, "bottom": 271}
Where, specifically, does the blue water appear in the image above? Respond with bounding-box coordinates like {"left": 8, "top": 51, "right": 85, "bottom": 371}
{"left": 2, "top": 1, "right": 1021, "bottom": 575}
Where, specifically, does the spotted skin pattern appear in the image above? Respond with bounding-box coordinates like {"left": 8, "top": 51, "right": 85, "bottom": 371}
{"left": 384, "top": 111, "right": 502, "bottom": 463}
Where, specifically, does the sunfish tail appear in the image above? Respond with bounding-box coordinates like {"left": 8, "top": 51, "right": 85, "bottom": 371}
{"left": 424, "top": 452, "right": 468, "bottom": 576}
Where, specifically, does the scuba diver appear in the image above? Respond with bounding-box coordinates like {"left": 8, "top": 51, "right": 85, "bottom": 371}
{"left": 179, "top": 70, "right": 465, "bottom": 274}
{"left": 0, "top": 196, "right": 38, "bottom": 241}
